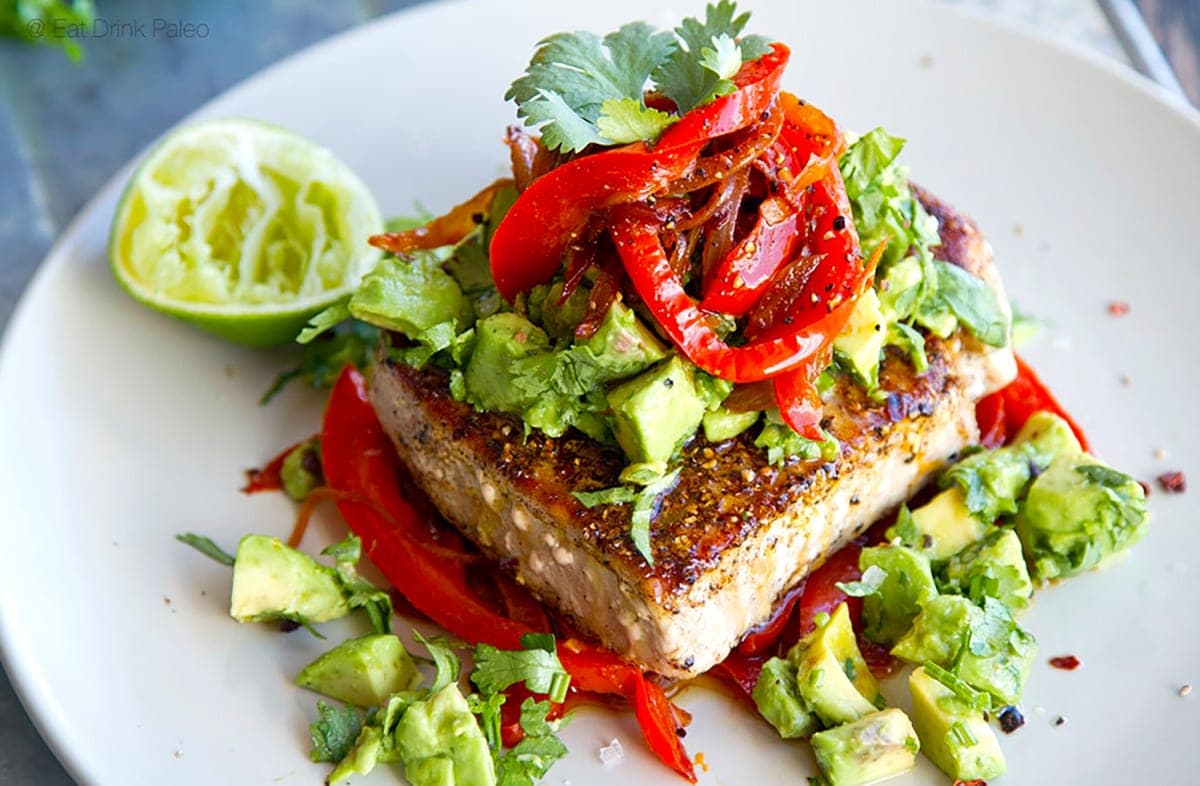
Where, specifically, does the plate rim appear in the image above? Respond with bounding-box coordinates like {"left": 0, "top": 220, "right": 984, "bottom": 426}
{"left": 1, "top": 1, "right": 1198, "bottom": 784}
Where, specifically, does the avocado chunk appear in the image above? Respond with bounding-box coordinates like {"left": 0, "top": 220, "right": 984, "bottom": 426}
{"left": 858, "top": 544, "right": 939, "bottom": 646}
{"left": 833, "top": 288, "right": 889, "bottom": 388}
{"left": 607, "top": 356, "right": 707, "bottom": 464}
{"left": 395, "top": 683, "right": 497, "bottom": 786}
{"left": 348, "top": 252, "right": 464, "bottom": 339}
{"left": 751, "top": 656, "right": 820, "bottom": 739}
{"left": 891, "top": 488, "right": 990, "bottom": 562}
{"left": 939, "top": 528, "right": 1034, "bottom": 609}
{"left": 229, "top": 535, "right": 349, "bottom": 625}
{"left": 581, "top": 300, "right": 668, "bottom": 378}
{"left": 892, "top": 596, "right": 1036, "bottom": 705}
{"left": 529, "top": 281, "right": 589, "bottom": 342}
{"left": 791, "top": 603, "right": 882, "bottom": 726}
{"left": 810, "top": 708, "right": 919, "bottom": 786}
{"left": 297, "top": 634, "right": 422, "bottom": 707}
{"left": 280, "top": 438, "right": 322, "bottom": 501}
{"left": 890, "top": 594, "right": 978, "bottom": 667}
{"left": 1012, "top": 410, "right": 1083, "bottom": 460}
{"left": 702, "top": 407, "right": 761, "bottom": 442}
{"left": 464, "top": 313, "right": 550, "bottom": 414}
{"left": 909, "top": 666, "right": 1006, "bottom": 781}
{"left": 1015, "top": 454, "right": 1148, "bottom": 582}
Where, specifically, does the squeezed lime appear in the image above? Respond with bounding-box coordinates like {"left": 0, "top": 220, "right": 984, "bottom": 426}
{"left": 109, "top": 118, "right": 382, "bottom": 346}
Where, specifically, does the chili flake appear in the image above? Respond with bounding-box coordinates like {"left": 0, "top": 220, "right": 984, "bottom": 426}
{"left": 1049, "top": 655, "right": 1081, "bottom": 671}
{"left": 1107, "top": 301, "right": 1130, "bottom": 316}
{"left": 1158, "top": 471, "right": 1187, "bottom": 494}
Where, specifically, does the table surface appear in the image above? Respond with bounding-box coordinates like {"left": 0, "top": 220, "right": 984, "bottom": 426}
{"left": 0, "top": 0, "right": 1187, "bottom": 783}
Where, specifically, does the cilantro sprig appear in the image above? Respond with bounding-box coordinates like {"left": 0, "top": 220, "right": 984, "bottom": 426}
{"left": 507, "top": 1, "right": 772, "bottom": 152}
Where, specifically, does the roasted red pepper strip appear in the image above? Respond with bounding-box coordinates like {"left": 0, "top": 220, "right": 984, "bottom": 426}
{"left": 369, "top": 179, "right": 512, "bottom": 255}
{"left": 241, "top": 438, "right": 306, "bottom": 494}
{"left": 321, "top": 368, "right": 532, "bottom": 649}
{"left": 488, "top": 45, "right": 790, "bottom": 302}
{"left": 609, "top": 205, "right": 863, "bottom": 382}
{"left": 699, "top": 196, "right": 802, "bottom": 316}
{"left": 634, "top": 676, "right": 697, "bottom": 783}
{"left": 975, "top": 355, "right": 1091, "bottom": 451}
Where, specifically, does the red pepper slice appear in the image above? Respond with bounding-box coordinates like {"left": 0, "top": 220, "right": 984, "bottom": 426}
{"left": 241, "top": 438, "right": 306, "bottom": 494}
{"left": 699, "top": 196, "right": 802, "bottom": 316}
{"left": 488, "top": 45, "right": 790, "bottom": 302}
{"left": 975, "top": 355, "right": 1091, "bottom": 451}
{"left": 634, "top": 676, "right": 697, "bottom": 783}
{"left": 370, "top": 179, "right": 512, "bottom": 255}
{"left": 321, "top": 368, "right": 533, "bottom": 649}
{"left": 609, "top": 205, "right": 864, "bottom": 382}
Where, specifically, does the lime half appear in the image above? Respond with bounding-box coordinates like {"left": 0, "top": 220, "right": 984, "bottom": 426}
{"left": 109, "top": 118, "right": 382, "bottom": 347}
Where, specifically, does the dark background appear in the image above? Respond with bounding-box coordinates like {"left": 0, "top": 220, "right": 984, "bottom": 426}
{"left": 0, "top": 0, "right": 1195, "bottom": 783}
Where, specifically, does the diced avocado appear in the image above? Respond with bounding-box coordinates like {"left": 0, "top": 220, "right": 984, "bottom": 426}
{"left": 940, "top": 528, "right": 1034, "bottom": 610}
{"left": 941, "top": 446, "right": 1034, "bottom": 522}
{"left": 1015, "top": 454, "right": 1148, "bottom": 582}
{"left": 329, "top": 724, "right": 387, "bottom": 782}
{"left": 893, "top": 596, "right": 1036, "bottom": 705}
{"left": 909, "top": 666, "right": 1006, "bottom": 781}
{"left": 876, "top": 256, "right": 924, "bottom": 321}
{"left": 532, "top": 281, "right": 589, "bottom": 342}
{"left": 810, "top": 708, "right": 919, "bottom": 786}
{"left": 793, "top": 603, "right": 881, "bottom": 726}
{"left": 894, "top": 488, "right": 990, "bottom": 562}
{"left": 956, "top": 612, "right": 1036, "bottom": 706}
{"left": 297, "top": 634, "right": 422, "bottom": 707}
{"left": 348, "top": 252, "right": 464, "bottom": 338}
{"left": 751, "top": 656, "right": 820, "bottom": 739}
{"left": 890, "top": 595, "right": 978, "bottom": 667}
{"left": 607, "top": 356, "right": 707, "bottom": 464}
{"left": 1011, "top": 410, "right": 1083, "bottom": 464}
{"left": 229, "top": 535, "right": 349, "bottom": 625}
{"left": 464, "top": 313, "right": 550, "bottom": 414}
{"left": 702, "top": 407, "right": 761, "bottom": 442}
{"left": 581, "top": 300, "right": 668, "bottom": 378}
{"left": 395, "top": 683, "right": 497, "bottom": 786}
{"left": 833, "top": 288, "right": 889, "bottom": 387}
{"left": 280, "top": 438, "right": 322, "bottom": 502}
{"left": 858, "top": 544, "right": 938, "bottom": 646}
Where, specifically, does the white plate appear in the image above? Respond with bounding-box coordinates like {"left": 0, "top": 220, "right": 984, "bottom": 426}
{"left": 2, "top": 0, "right": 1198, "bottom": 784}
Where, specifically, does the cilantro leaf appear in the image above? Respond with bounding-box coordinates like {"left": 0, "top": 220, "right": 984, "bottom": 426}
{"left": 653, "top": 1, "right": 771, "bottom": 114}
{"left": 630, "top": 468, "right": 682, "bottom": 566}
{"left": 322, "top": 535, "right": 394, "bottom": 635}
{"left": 835, "top": 564, "right": 888, "bottom": 597}
{"left": 414, "top": 631, "right": 462, "bottom": 694}
{"left": 309, "top": 701, "right": 363, "bottom": 763}
{"left": 471, "top": 634, "right": 571, "bottom": 702}
{"left": 175, "top": 532, "right": 235, "bottom": 567}
{"left": 263, "top": 317, "right": 380, "bottom": 404}
{"left": 595, "top": 97, "right": 676, "bottom": 144}
{"left": 507, "top": 22, "right": 676, "bottom": 152}
{"left": 468, "top": 691, "right": 506, "bottom": 752}
{"left": 494, "top": 699, "right": 569, "bottom": 786}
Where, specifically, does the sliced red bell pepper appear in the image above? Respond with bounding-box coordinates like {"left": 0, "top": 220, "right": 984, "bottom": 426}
{"left": 321, "top": 368, "right": 533, "bottom": 649}
{"left": 609, "top": 204, "right": 862, "bottom": 383}
{"left": 634, "top": 676, "right": 697, "bottom": 783}
{"left": 241, "top": 438, "right": 307, "bottom": 494}
{"left": 369, "top": 179, "right": 512, "bottom": 255}
{"left": 699, "top": 196, "right": 802, "bottom": 316}
{"left": 488, "top": 45, "right": 790, "bottom": 302}
{"left": 975, "top": 355, "right": 1091, "bottom": 451}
